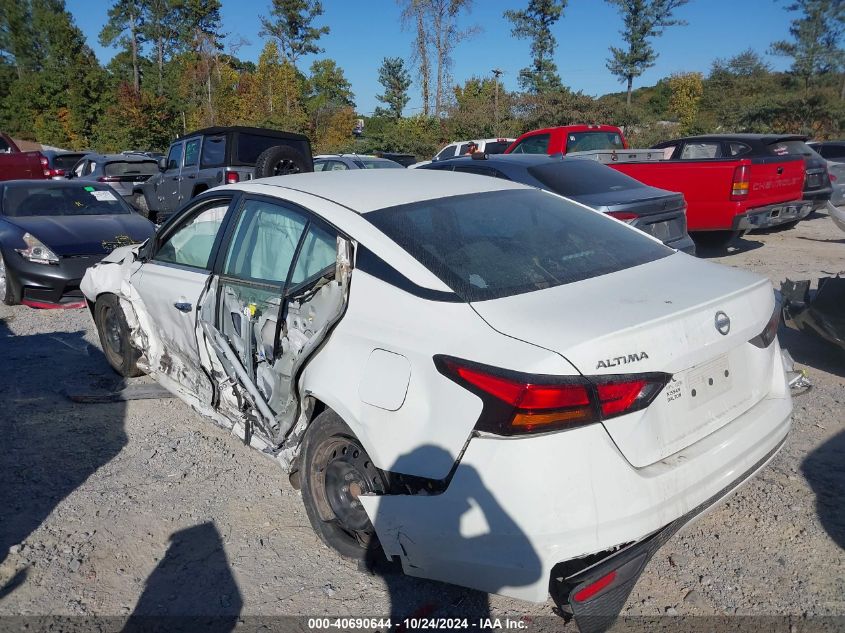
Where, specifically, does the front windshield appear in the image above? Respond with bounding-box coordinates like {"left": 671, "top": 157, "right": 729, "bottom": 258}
{"left": 1, "top": 183, "right": 132, "bottom": 217}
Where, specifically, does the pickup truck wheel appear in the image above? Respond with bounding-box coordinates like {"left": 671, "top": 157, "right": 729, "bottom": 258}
{"left": 300, "top": 410, "right": 386, "bottom": 561}
{"left": 254, "top": 145, "right": 312, "bottom": 178}
{"left": 692, "top": 230, "right": 741, "bottom": 250}
{"left": 94, "top": 294, "right": 144, "bottom": 377}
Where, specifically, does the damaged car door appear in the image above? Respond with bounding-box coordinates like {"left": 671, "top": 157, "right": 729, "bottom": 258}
{"left": 132, "top": 195, "right": 234, "bottom": 399}
{"left": 198, "top": 196, "right": 342, "bottom": 446}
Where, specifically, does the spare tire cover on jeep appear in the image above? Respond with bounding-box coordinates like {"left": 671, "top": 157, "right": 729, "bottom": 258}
{"left": 254, "top": 145, "right": 313, "bottom": 178}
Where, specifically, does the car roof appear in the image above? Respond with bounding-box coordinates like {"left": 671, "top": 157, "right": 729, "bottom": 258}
{"left": 79, "top": 153, "right": 159, "bottom": 162}
{"left": 180, "top": 126, "right": 309, "bottom": 142}
{"left": 228, "top": 169, "right": 529, "bottom": 214}
{"left": 669, "top": 134, "right": 808, "bottom": 144}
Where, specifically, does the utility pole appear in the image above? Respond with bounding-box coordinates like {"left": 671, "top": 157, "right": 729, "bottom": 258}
{"left": 492, "top": 68, "right": 503, "bottom": 137}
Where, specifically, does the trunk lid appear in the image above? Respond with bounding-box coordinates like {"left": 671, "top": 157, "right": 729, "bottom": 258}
{"left": 576, "top": 189, "right": 688, "bottom": 246}
{"left": 746, "top": 156, "right": 806, "bottom": 208}
{"left": 471, "top": 253, "right": 777, "bottom": 467}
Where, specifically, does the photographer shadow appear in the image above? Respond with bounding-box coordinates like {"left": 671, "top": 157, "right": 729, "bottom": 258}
{"left": 363, "top": 445, "right": 542, "bottom": 626}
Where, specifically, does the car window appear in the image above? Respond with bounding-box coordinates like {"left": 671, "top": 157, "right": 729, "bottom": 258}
{"left": 327, "top": 160, "right": 348, "bottom": 171}
{"left": 367, "top": 188, "right": 671, "bottom": 302}
{"left": 72, "top": 160, "right": 86, "bottom": 178}
{"left": 728, "top": 143, "right": 751, "bottom": 157}
{"left": 510, "top": 134, "right": 550, "bottom": 155}
{"left": 290, "top": 222, "right": 337, "bottom": 285}
{"left": 155, "top": 201, "right": 229, "bottom": 269}
{"left": 103, "top": 160, "right": 158, "bottom": 176}
{"left": 84, "top": 161, "right": 97, "bottom": 175}
{"left": 235, "top": 133, "right": 309, "bottom": 164}
{"left": 457, "top": 144, "right": 470, "bottom": 156}
{"left": 484, "top": 141, "right": 511, "bottom": 154}
{"left": 769, "top": 140, "right": 819, "bottom": 158}
{"left": 166, "top": 144, "right": 183, "bottom": 170}
{"left": 223, "top": 199, "right": 308, "bottom": 284}
{"left": 436, "top": 145, "right": 457, "bottom": 160}
{"left": 528, "top": 160, "right": 644, "bottom": 195}
{"left": 357, "top": 158, "right": 403, "bottom": 169}
{"left": 313, "top": 160, "right": 328, "bottom": 172}
{"left": 817, "top": 144, "right": 845, "bottom": 161}
{"left": 680, "top": 142, "right": 722, "bottom": 159}
{"left": 201, "top": 135, "right": 226, "bottom": 167}
{"left": 53, "top": 154, "right": 85, "bottom": 170}
{"left": 0, "top": 138, "right": 9, "bottom": 153}
{"left": 453, "top": 165, "right": 500, "bottom": 178}
{"left": 184, "top": 138, "right": 200, "bottom": 167}
{"left": 565, "top": 132, "right": 624, "bottom": 153}
{"left": 1, "top": 183, "right": 132, "bottom": 217}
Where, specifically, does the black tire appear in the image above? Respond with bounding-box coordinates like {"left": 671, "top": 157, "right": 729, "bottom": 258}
{"left": 0, "top": 251, "right": 15, "bottom": 305}
{"left": 692, "top": 230, "right": 741, "bottom": 250}
{"left": 94, "top": 294, "right": 144, "bottom": 377}
{"left": 300, "top": 410, "right": 386, "bottom": 561}
{"left": 254, "top": 145, "right": 313, "bottom": 178}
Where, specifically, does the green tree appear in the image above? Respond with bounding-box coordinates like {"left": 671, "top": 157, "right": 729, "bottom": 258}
{"left": 605, "top": 0, "right": 689, "bottom": 105}
{"left": 99, "top": 0, "right": 145, "bottom": 94}
{"left": 260, "top": 0, "right": 329, "bottom": 66}
{"left": 770, "top": 0, "right": 844, "bottom": 94}
{"left": 667, "top": 71, "right": 703, "bottom": 133}
{"left": 400, "top": 0, "right": 432, "bottom": 115}
{"left": 504, "top": 0, "right": 565, "bottom": 93}
{"left": 375, "top": 57, "right": 411, "bottom": 118}
{"left": 140, "top": 0, "right": 179, "bottom": 94}
{"left": 306, "top": 58, "right": 354, "bottom": 112}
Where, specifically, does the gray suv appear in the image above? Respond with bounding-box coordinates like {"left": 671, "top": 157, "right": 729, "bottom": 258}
{"left": 136, "top": 126, "right": 313, "bottom": 222}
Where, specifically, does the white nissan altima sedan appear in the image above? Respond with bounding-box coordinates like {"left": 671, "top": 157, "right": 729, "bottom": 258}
{"left": 80, "top": 170, "right": 791, "bottom": 626}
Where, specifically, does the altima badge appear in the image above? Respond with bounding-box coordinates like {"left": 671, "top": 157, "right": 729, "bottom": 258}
{"left": 715, "top": 311, "right": 731, "bottom": 336}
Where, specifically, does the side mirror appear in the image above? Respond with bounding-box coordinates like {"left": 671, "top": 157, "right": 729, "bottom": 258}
{"left": 158, "top": 157, "right": 167, "bottom": 171}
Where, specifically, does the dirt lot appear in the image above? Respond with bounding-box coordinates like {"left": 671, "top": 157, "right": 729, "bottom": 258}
{"left": 0, "top": 208, "right": 843, "bottom": 630}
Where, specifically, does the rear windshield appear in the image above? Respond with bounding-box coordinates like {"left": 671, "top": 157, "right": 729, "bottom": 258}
{"left": 484, "top": 141, "right": 511, "bottom": 154}
{"left": 236, "top": 133, "right": 309, "bottom": 164}
{"left": 201, "top": 135, "right": 226, "bottom": 167}
{"left": 528, "top": 160, "right": 644, "bottom": 196}
{"left": 367, "top": 189, "right": 671, "bottom": 302}
{"left": 768, "top": 140, "right": 819, "bottom": 158}
{"left": 1, "top": 183, "right": 132, "bottom": 217}
{"left": 103, "top": 160, "right": 158, "bottom": 176}
{"left": 355, "top": 158, "right": 404, "bottom": 169}
{"left": 53, "top": 154, "right": 85, "bottom": 170}
{"left": 566, "top": 132, "right": 625, "bottom": 153}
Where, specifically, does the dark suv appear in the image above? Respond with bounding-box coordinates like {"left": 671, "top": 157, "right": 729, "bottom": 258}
{"left": 136, "top": 126, "right": 313, "bottom": 222}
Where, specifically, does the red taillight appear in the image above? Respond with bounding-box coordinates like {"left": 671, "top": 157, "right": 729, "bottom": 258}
{"left": 573, "top": 570, "right": 617, "bottom": 603}
{"left": 47, "top": 168, "right": 65, "bottom": 177}
{"left": 436, "top": 356, "right": 670, "bottom": 436}
{"left": 97, "top": 176, "right": 120, "bottom": 182}
{"left": 226, "top": 171, "right": 240, "bottom": 184}
{"left": 40, "top": 155, "right": 50, "bottom": 177}
{"left": 607, "top": 211, "right": 639, "bottom": 223}
{"left": 731, "top": 164, "right": 750, "bottom": 200}
{"left": 830, "top": 173, "right": 837, "bottom": 183}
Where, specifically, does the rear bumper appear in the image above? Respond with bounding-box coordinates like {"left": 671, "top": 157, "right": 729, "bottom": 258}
{"left": 737, "top": 200, "right": 814, "bottom": 230}
{"left": 361, "top": 352, "right": 792, "bottom": 604}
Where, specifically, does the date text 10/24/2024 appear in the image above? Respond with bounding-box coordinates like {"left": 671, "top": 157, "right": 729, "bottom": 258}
{"left": 308, "top": 618, "right": 530, "bottom": 630}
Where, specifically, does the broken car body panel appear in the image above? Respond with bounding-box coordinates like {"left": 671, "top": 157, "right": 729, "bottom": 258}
{"left": 80, "top": 171, "right": 793, "bottom": 614}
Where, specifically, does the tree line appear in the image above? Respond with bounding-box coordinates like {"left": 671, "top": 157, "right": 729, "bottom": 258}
{"left": 0, "top": 0, "right": 842, "bottom": 159}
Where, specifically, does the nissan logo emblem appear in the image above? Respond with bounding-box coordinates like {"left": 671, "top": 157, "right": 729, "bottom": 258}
{"left": 715, "top": 311, "right": 731, "bottom": 336}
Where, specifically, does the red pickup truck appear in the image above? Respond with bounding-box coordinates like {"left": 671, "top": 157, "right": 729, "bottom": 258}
{"left": 0, "top": 133, "right": 49, "bottom": 181}
{"left": 505, "top": 126, "right": 808, "bottom": 243}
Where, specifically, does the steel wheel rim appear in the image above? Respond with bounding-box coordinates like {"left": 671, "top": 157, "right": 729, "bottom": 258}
{"left": 313, "top": 437, "right": 384, "bottom": 541}
{"left": 102, "top": 305, "right": 122, "bottom": 356}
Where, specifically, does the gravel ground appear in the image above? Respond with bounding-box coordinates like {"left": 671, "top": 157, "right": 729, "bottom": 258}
{"left": 0, "top": 208, "right": 842, "bottom": 630}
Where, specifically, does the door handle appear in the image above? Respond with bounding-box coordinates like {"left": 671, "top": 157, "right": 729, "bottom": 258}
{"left": 173, "top": 302, "right": 193, "bottom": 312}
